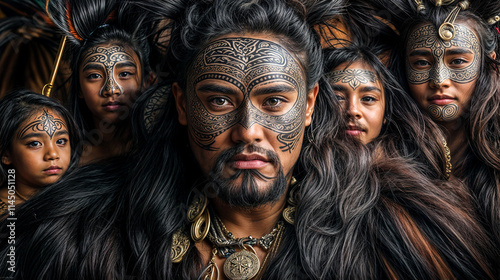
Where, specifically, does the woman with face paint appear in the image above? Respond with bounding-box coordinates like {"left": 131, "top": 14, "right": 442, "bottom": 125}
{"left": 0, "top": 90, "right": 80, "bottom": 214}
{"left": 372, "top": 0, "right": 500, "bottom": 248}
{"left": 45, "top": 0, "right": 156, "bottom": 164}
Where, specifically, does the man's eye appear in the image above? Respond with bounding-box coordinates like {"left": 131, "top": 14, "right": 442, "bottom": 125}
{"left": 210, "top": 97, "right": 230, "bottom": 106}
{"left": 264, "top": 97, "right": 282, "bottom": 107}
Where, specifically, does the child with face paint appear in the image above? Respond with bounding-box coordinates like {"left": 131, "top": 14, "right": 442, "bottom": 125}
{"left": 372, "top": 0, "right": 500, "bottom": 248}
{"left": 45, "top": 0, "right": 155, "bottom": 164}
{"left": 0, "top": 90, "right": 80, "bottom": 214}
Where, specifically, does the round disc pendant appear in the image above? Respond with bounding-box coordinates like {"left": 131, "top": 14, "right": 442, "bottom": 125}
{"left": 223, "top": 250, "right": 260, "bottom": 280}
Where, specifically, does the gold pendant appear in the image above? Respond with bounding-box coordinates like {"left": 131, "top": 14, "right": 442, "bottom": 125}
{"left": 171, "top": 228, "right": 190, "bottom": 263}
{"left": 203, "top": 248, "right": 220, "bottom": 280}
{"left": 223, "top": 246, "right": 260, "bottom": 280}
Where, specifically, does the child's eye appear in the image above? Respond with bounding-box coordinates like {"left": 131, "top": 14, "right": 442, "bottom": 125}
{"left": 119, "top": 72, "right": 134, "bottom": 78}
{"left": 27, "top": 141, "right": 42, "bottom": 148}
{"left": 87, "top": 73, "right": 102, "bottom": 80}
{"left": 56, "top": 138, "right": 68, "bottom": 145}
{"left": 335, "top": 94, "right": 345, "bottom": 101}
{"left": 450, "top": 58, "right": 468, "bottom": 65}
{"left": 413, "top": 60, "right": 431, "bottom": 67}
{"left": 361, "top": 96, "right": 377, "bottom": 103}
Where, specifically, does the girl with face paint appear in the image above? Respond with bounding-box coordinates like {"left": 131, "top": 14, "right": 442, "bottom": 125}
{"left": 372, "top": 0, "right": 500, "bottom": 250}
{"left": 45, "top": 0, "right": 156, "bottom": 164}
{"left": 0, "top": 90, "right": 80, "bottom": 214}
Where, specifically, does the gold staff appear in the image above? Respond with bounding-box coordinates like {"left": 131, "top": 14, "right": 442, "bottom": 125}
{"left": 42, "top": 35, "right": 66, "bottom": 97}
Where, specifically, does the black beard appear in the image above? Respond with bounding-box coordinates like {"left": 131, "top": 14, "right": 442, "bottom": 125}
{"left": 207, "top": 143, "right": 287, "bottom": 208}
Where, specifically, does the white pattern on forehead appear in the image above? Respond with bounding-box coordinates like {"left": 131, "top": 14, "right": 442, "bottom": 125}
{"left": 82, "top": 45, "right": 136, "bottom": 96}
{"left": 406, "top": 23, "right": 480, "bottom": 85}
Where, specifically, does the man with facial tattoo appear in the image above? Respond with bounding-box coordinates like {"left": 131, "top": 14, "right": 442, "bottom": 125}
{"left": 0, "top": 0, "right": 498, "bottom": 279}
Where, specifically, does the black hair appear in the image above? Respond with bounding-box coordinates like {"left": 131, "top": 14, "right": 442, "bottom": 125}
{"left": 0, "top": 0, "right": 70, "bottom": 102}
{"left": 0, "top": 89, "right": 81, "bottom": 187}
{"left": 323, "top": 45, "right": 450, "bottom": 179}
{"left": 45, "top": 0, "right": 156, "bottom": 138}
{"left": 372, "top": 0, "right": 500, "bottom": 249}
{"left": 0, "top": 1, "right": 497, "bottom": 279}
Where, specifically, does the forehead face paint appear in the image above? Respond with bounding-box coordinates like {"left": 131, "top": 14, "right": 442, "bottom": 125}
{"left": 406, "top": 23, "right": 480, "bottom": 85}
{"left": 186, "top": 37, "right": 307, "bottom": 152}
{"left": 81, "top": 45, "right": 136, "bottom": 96}
{"left": 327, "top": 69, "right": 377, "bottom": 90}
{"left": 17, "top": 109, "right": 66, "bottom": 140}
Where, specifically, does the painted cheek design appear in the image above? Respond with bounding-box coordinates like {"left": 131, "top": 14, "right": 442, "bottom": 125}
{"left": 406, "top": 24, "right": 480, "bottom": 84}
{"left": 327, "top": 69, "right": 378, "bottom": 90}
{"left": 186, "top": 38, "right": 306, "bottom": 152}
{"left": 17, "top": 109, "right": 66, "bottom": 139}
{"left": 82, "top": 46, "right": 134, "bottom": 96}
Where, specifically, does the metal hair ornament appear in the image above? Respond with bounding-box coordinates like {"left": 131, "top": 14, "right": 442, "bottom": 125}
{"left": 431, "top": 0, "right": 456, "bottom": 6}
{"left": 438, "top": 1, "right": 470, "bottom": 41}
{"left": 488, "top": 15, "right": 500, "bottom": 25}
{"left": 414, "top": 0, "right": 426, "bottom": 14}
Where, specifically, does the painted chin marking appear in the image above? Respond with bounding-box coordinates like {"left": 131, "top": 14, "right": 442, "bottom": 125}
{"left": 427, "top": 103, "right": 459, "bottom": 121}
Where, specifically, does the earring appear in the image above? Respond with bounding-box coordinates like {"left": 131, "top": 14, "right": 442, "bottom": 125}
{"left": 283, "top": 177, "right": 298, "bottom": 225}
{"left": 188, "top": 191, "right": 210, "bottom": 242}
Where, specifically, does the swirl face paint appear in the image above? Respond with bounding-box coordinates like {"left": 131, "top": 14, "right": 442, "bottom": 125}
{"left": 3, "top": 109, "right": 71, "bottom": 190}
{"left": 186, "top": 37, "right": 307, "bottom": 152}
{"left": 79, "top": 44, "right": 142, "bottom": 124}
{"left": 177, "top": 35, "right": 316, "bottom": 192}
{"left": 406, "top": 23, "right": 480, "bottom": 123}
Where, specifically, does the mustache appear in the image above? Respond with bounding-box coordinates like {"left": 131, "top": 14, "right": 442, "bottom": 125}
{"left": 206, "top": 143, "right": 286, "bottom": 208}
{"left": 213, "top": 143, "right": 280, "bottom": 173}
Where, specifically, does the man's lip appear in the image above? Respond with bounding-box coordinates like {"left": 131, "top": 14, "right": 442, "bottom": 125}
{"left": 230, "top": 154, "right": 269, "bottom": 169}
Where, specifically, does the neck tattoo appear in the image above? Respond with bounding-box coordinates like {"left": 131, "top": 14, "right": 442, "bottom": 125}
{"left": 17, "top": 109, "right": 66, "bottom": 140}
{"left": 186, "top": 38, "right": 307, "bottom": 153}
{"left": 327, "top": 68, "right": 378, "bottom": 90}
